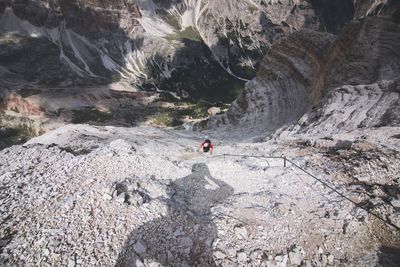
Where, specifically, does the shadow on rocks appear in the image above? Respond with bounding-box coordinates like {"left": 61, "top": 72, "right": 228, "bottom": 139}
{"left": 116, "top": 163, "right": 234, "bottom": 266}
{"left": 378, "top": 246, "right": 400, "bottom": 267}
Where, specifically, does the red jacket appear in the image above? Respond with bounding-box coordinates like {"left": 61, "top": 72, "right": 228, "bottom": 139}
{"left": 201, "top": 142, "right": 214, "bottom": 149}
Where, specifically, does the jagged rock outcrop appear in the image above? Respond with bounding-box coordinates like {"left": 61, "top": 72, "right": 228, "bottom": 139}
{"left": 282, "top": 79, "right": 400, "bottom": 136}
{"left": 206, "top": 14, "right": 400, "bottom": 138}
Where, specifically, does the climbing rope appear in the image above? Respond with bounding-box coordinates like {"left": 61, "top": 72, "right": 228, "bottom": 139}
{"left": 210, "top": 153, "right": 400, "bottom": 231}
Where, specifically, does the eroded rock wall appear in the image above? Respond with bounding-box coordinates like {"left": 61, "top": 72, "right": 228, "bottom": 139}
{"left": 205, "top": 15, "right": 400, "bottom": 138}
{"left": 0, "top": 0, "right": 367, "bottom": 95}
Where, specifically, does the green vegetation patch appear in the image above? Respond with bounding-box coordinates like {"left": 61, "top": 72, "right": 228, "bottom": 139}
{"left": 166, "top": 27, "right": 202, "bottom": 42}
{"left": 151, "top": 110, "right": 182, "bottom": 127}
{"left": 71, "top": 108, "right": 113, "bottom": 124}
{"left": 0, "top": 33, "right": 25, "bottom": 44}
{"left": 149, "top": 101, "right": 219, "bottom": 127}
{"left": 17, "top": 89, "right": 42, "bottom": 98}
{"left": 0, "top": 127, "right": 35, "bottom": 150}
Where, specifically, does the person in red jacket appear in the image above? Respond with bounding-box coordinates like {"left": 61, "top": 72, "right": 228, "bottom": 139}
{"left": 200, "top": 139, "right": 213, "bottom": 154}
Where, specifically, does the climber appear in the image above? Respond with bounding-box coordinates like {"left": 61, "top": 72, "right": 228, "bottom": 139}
{"left": 199, "top": 139, "right": 213, "bottom": 154}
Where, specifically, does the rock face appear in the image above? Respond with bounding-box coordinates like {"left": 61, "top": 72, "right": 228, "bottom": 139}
{"left": 0, "top": 0, "right": 380, "bottom": 94}
{"left": 283, "top": 79, "right": 400, "bottom": 136}
{"left": 206, "top": 14, "right": 400, "bottom": 138}
{"left": 1, "top": 0, "right": 398, "bottom": 134}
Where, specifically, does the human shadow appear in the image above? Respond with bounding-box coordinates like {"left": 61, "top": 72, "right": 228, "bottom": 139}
{"left": 378, "top": 246, "right": 400, "bottom": 267}
{"left": 116, "top": 163, "right": 234, "bottom": 267}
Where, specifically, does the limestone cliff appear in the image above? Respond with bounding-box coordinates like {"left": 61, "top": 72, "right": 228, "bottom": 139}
{"left": 0, "top": 0, "right": 376, "bottom": 96}
{"left": 205, "top": 13, "right": 400, "bottom": 138}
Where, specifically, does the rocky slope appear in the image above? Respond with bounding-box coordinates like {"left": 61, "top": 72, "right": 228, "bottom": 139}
{"left": 1, "top": 124, "right": 399, "bottom": 266}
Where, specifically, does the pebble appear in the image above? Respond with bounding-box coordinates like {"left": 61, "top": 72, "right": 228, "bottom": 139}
{"left": 214, "top": 251, "right": 226, "bottom": 260}
{"left": 234, "top": 225, "right": 248, "bottom": 239}
{"left": 179, "top": 237, "right": 193, "bottom": 249}
{"left": 327, "top": 254, "right": 334, "bottom": 265}
{"left": 116, "top": 192, "right": 126, "bottom": 204}
{"left": 237, "top": 251, "right": 248, "bottom": 263}
{"left": 390, "top": 199, "right": 400, "bottom": 208}
{"left": 133, "top": 241, "right": 147, "bottom": 255}
{"left": 289, "top": 245, "right": 304, "bottom": 265}
{"left": 275, "top": 254, "right": 288, "bottom": 267}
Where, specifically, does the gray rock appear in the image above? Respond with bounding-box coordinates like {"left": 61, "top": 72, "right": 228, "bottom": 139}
{"left": 321, "top": 254, "right": 328, "bottom": 266}
{"left": 173, "top": 228, "right": 184, "bottom": 237}
{"left": 133, "top": 241, "right": 147, "bottom": 255}
{"left": 129, "top": 192, "right": 144, "bottom": 206}
{"left": 334, "top": 140, "right": 353, "bottom": 150}
{"left": 179, "top": 237, "right": 193, "bottom": 247}
{"left": 301, "top": 260, "right": 313, "bottom": 267}
{"left": 390, "top": 199, "right": 400, "bottom": 208}
{"left": 116, "top": 192, "right": 126, "bottom": 204}
{"left": 167, "top": 250, "right": 174, "bottom": 263}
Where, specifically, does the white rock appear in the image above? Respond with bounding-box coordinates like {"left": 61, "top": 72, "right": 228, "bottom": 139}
{"left": 208, "top": 107, "right": 221, "bottom": 116}
{"left": 289, "top": 245, "right": 305, "bottom": 265}
{"left": 327, "top": 254, "right": 334, "bottom": 265}
{"left": 214, "top": 251, "right": 226, "bottom": 260}
{"left": 43, "top": 249, "right": 50, "bottom": 256}
{"left": 237, "top": 251, "right": 247, "bottom": 263}
{"left": 135, "top": 258, "right": 145, "bottom": 267}
{"left": 148, "top": 262, "right": 162, "bottom": 267}
{"left": 234, "top": 225, "right": 248, "bottom": 239}
{"left": 67, "top": 258, "right": 76, "bottom": 267}
{"left": 103, "top": 193, "right": 112, "bottom": 201}
{"left": 275, "top": 254, "right": 288, "bottom": 267}
{"left": 356, "top": 176, "right": 370, "bottom": 182}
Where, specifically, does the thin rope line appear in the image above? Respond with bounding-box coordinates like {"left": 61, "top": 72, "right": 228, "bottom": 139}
{"left": 210, "top": 153, "right": 400, "bottom": 231}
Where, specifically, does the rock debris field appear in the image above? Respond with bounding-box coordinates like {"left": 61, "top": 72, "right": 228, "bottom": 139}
{"left": 1, "top": 124, "right": 400, "bottom": 266}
